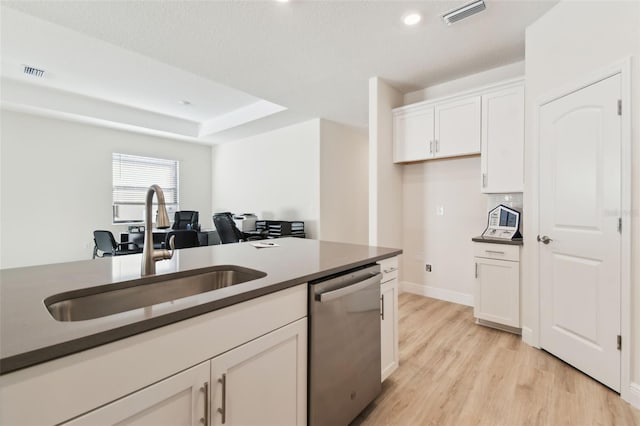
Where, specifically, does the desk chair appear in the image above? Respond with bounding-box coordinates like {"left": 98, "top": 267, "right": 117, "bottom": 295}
{"left": 93, "top": 230, "right": 141, "bottom": 259}
{"left": 212, "top": 212, "right": 265, "bottom": 244}
{"left": 165, "top": 230, "right": 200, "bottom": 249}
{"left": 172, "top": 211, "right": 199, "bottom": 230}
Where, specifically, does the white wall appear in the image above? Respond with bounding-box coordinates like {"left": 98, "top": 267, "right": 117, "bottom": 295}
{"left": 524, "top": 0, "right": 640, "bottom": 402}
{"left": 404, "top": 61, "right": 525, "bottom": 104}
{"left": 211, "top": 119, "right": 321, "bottom": 238}
{"left": 319, "top": 120, "right": 368, "bottom": 245}
{"left": 368, "top": 77, "right": 404, "bottom": 250}
{"left": 0, "top": 109, "right": 212, "bottom": 269}
{"left": 402, "top": 157, "right": 486, "bottom": 305}
{"left": 211, "top": 118, "right": 369, "bottom": 243}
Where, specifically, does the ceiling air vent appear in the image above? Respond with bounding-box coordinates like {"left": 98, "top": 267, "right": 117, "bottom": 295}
{"left": 442, "top": 0, "right": 486, "bottom": 25}
{"left": 23, "top": 65, "right": 45, "bottom": 78}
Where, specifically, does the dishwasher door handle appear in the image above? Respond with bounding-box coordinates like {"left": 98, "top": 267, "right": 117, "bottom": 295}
{"left": 316, "top": 273, "right": 382, "bottom": 303}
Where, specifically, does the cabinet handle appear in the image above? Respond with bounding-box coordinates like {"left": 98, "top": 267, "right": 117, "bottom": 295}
{"left": 200, "top": 382, "right": 209, "bottom": 425}
{"left": 381, "top": 294, "right": 385, "bottom": 320}
{"left": 429, "top": 140, "right": 433, "bottom": 154}
{"left": 485, "top": 250, "right": 505, "bottom": 255}
{"left": 482, "top": 173, "right": 487, "bottom": 188}
{"left": 475, "top": 263, "right": 478, "bottom": 278}
{"left": 218, "top": 374, "right": 226, "bottom": 424}
{"left": 435, "top": 139, "right": 439, "bottom": 152}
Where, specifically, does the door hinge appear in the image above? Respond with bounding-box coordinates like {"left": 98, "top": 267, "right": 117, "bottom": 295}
{"left": 618, "top": 217, "right": 622, "bottom": 233}
{"left": 617, "top": 335, "right": 622, "bottom": 350}
{"left": 617, "top": 99, "right": 622, "bottom": 116}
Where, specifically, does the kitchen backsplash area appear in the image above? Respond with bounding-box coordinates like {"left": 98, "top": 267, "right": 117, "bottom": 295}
{"left": 486, "top": 193, "right": 523, "bottom": 212}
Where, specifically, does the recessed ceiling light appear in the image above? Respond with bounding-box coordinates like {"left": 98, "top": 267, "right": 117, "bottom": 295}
{"left": 275, "top": 0, "right": 290, "bottom": 3}
{"left": 178, "top": 100, "right": 191, "bottom": 106}
{"left": 403, "top": 13, "right": 422, "bottom": 26}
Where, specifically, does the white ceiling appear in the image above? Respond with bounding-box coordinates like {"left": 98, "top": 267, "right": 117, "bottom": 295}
{"left": 1, "top": 0, "right": 557, "bottom": 144}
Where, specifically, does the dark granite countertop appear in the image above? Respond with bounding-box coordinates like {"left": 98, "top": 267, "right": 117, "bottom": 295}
{"left": 0, "top": 238, "right": 401, "bottom": 375}
{"left": 472, "top": 236, "right": 523, "bottom": 246}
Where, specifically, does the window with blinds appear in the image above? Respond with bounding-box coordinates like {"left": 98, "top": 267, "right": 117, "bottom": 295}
{"left": 112, "top": 153, "right": 179, "bottom": 223}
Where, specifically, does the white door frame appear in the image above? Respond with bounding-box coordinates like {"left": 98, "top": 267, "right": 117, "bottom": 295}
{"left": 530, "top": 57, "right": 632, "bottom": 403}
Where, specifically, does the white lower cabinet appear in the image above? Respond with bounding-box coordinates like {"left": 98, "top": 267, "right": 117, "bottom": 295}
{"left": 0, "top": 285, "right": 307, "bottom": 426}
{"left": 210, "top": 318, "right": 307, "bottom": 426}
{"left": 65, "top": 361, "right": 210, "bottom": 426}
{"left": 378, "top": 257, "right": 399, "bottom": 381}
{"left": 64, "top": 318, "right": 307, "bottom": 426}
{"left": 473, "top": 243, "right": 520, "bottom": 329}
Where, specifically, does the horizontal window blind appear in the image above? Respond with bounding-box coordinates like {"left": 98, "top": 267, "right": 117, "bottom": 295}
{"left": 112, "top": 153, "right": 179, "bottom": 223}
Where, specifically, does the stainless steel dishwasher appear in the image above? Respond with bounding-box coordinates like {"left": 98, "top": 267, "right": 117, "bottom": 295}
{"left": 308, "top": 263, "right": 382, "bottom": 426}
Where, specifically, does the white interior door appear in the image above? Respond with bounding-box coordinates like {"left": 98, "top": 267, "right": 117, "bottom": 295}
{"left": 539, "top": 74, "right": 621, "bottom": 391}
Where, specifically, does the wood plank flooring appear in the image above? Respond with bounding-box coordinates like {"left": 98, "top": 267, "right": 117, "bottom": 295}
{"left": 353, "top": 293, "right": 640, "bottom": 426}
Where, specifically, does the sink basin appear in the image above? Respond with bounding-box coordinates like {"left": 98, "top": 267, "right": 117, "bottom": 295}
{"left": 45, "top": 266, "right": 267, "bottom": 322}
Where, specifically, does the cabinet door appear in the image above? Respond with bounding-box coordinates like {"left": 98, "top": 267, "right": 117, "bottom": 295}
{"left": 481, "top": 85, "right": 525, "bottom": 193}
{"left": 381, "top": 278, "right": 399, "bottom": 382}
{"left": 434, "top": 95, "right": 481, "bottom": 158}
{"left": 63, "top": 362, "right": 210, "bottom": 426}
{"left": 393, "top": 105, "right": 435, "bottom": 162}
{"left": 474, "top": 257, "right": 520, "bottom": 327}
{"left": 210, "top": 318, "right": 307, "bottom": 426}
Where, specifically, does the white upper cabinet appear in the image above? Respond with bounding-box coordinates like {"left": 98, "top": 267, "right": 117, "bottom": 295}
{"left": 393, "top": 104, "right": 434, "bottom": 162}
{"left": 434, "top": 95, "right": 481, "bottom": 158}
{"left": 393, "top": 94, "right": 481, "bottom": 163}
{"left": 393, "top": 78, "right": 524, "bottom": 181}
{"left": 480, "top": 84, "right": 525, "bottom": 193}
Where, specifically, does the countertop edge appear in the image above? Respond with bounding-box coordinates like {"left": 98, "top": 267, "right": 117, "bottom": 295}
{"left": 471, "top": 237, "right": 524, "bottom": 246}
{"left": 0, "top": 249, "right": 402, "bottom": 375}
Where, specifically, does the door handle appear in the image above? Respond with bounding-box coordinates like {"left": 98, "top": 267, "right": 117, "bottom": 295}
{"left": 537, "top": 235, "right": 553, "bottom": 244}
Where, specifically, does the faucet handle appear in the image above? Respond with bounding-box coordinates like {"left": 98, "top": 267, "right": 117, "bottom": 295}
{"left": 153, "top": 235, "right": 175, "bottom": 261}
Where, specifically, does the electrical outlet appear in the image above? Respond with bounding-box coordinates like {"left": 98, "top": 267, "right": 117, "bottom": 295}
{"left": 425, "top": 264, "right": 432, "bottom": 272}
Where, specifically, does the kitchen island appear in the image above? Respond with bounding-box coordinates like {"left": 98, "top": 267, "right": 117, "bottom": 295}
{"left": 0, "top": 237, "right": 401, "bottom": 425}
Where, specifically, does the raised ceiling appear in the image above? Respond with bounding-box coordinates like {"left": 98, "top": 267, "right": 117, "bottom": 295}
{"left": 1, "top": 1, "right": 557, "bottom": 143}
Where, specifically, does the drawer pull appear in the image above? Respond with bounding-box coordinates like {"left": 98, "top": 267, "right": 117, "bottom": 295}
{"left": 383, "top": 267, "right": 397, "bottom": 274}
{"left": 485, "top": 250, "right": 505, "bottom": 255}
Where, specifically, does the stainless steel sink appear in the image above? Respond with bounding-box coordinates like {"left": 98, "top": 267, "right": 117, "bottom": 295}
{"left": 45, "top": 266, "right": 267, "bottom": 322}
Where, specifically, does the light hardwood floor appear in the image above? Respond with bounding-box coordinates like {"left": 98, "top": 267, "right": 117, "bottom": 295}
{"left": 354, "top": 293, "right": 640, "bottom": 426}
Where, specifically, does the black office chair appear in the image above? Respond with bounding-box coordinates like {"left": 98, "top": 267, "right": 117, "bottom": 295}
{"left": 172, "top": 211, "right": 199, "bottom": 230}
{"left": 93, "top": 230, "right": 141, "bottom": 259}
{"left": 165, "top": 230, "right": 200, "bottom": 250}
{"left": 212, "top": 212, "right": 264, "bottom": 244}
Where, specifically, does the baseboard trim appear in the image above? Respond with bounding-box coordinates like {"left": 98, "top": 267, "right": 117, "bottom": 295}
{"left": 400, "top": 281, "right": 473, "bottom": 307}
{"left": 521, "top": 326, "right": 538, "bottom": 348}
{"left": 627, "top": 382, "right": 640, "bottom": 409}
{"left": 476, "top": 318, "right": 521, "bottom": 335}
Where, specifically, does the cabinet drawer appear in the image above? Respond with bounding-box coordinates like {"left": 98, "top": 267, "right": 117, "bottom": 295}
{"left": 473, "top": 243, "right": 519, "bottom": 262}
{"left": 378, "top": 257, "right": 399, "bottom": 283}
